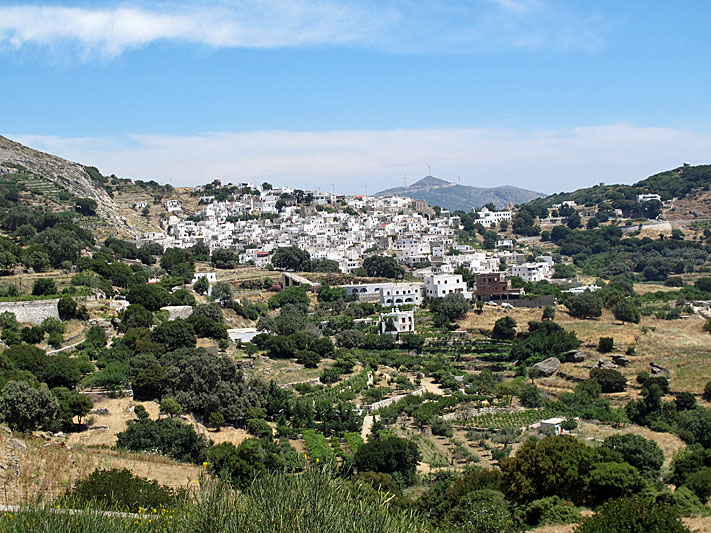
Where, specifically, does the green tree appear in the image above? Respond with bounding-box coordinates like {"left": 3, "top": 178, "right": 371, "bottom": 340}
{"left": 211, "top": 248, "right": 237, "bottom": 269}
{"left": 519, "top": 384, "right": 543, "bottom": 408}
{"left": 85, "top": 325, "right": 107, "bottom": 348}
{"left": 193, "top": 275, "right": 210, "bottom": 295}
{"left": 43, "top": 356, "right": 81, "bottom": 389}
{"left": 492, "top": 316, "right": 517, "bottom": 340}
{"left": 209, "top": 411, "right": 225, "bottom": 430}
{"left": 247, "top": 417, "right": 273, "bottom": 439}
{"left": 0, "top": 380, "right": 58, "bottom": 432}
{"left": 575, "top": 496, "right": 690, "bottom": 533}
{"left": 211, "top": 282, "right": 233, "bottom": 307}
{"left": 32, "top": 278, "right": 56, "bottom": 296}
{"left": 159, "top": 397, "right": 183, "bottom": 418}
{"left": 613, "top": 300, "right": 641, "bottom": 324}
{"left": 445, "top": 490, "right": 514, "bottom": 533}
{"left": 565, "top": 292, "right": 602, "bottom": 319}
{"left": 20, "top": 326, "right": 44, "bottom": 345}
{"left": 430, "top": 293, "right": 470, "bottom": 322}
{"left": 268, "top": 285, "right": 310, "bottom": 310}
{"left": 126, "top": 283, "right": 169, "bottom": 312}
{"left": 5, "top": 343, "right": 47, "bottom": 377}
{"left": 115, "top": 418, "right": 208, "bottom": 463}
{"left": 52, "top": 386, "right": 92, "bottom": 428}
{"left": 70, "top": 468, "right": 179, "bottom": 512}
{"left": 542, "top": 306, "right": 556, "bottom": 321}
{"left": 119, "top": 304, "right": 153, "bottom": 332}
{"left": 590, "top": 368, "right": 627, "bottom": 393}
{"left": 363, "top": 255, "right": 405, "bottom": 279}
{"left": 271, "top": 246, "right": 311, "bottom": 271}
{"left": 602, "top": 434, "right": 664, "bottom": 479}
{"left": 598, "top": 337, "right": 614, "bottom": 353}
{"left": 501, "top": 435, "right": 595, "bottom": 506}
{"left": 684, "top": 467, "right": 711, "bottom": 503}
{"left": 151, "top": 319, "right": 196, "bottom": 351}
{"left": 354, "top": 437, "right": 421, "bottom": 485}
{"left": 586, "top": 462, "right": 646, "bottom": 507}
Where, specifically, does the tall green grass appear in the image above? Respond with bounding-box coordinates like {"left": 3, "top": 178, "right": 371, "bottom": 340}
{"left": 0, "top": 469, "right": 433, "bottom": 533}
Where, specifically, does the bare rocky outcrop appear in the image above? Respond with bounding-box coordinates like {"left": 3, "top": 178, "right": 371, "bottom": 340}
{"left": 533, "top": 357, "right": 561, "bottom": 377}
{"left": 0, "top": 136, "right": 134, "bottom": 236}
{"left": 566, "top": 351, "right": 587, "bottom": 363}
{"left": 611, "top": 354, "right": 631, "bottom": 367}
{"left": 597, "top": 358, "right": 618, "bottom": 370}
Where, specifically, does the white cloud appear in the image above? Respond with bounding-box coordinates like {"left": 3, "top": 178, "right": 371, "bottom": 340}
{"left": 0, "top": 2, "right": 393, "bottom": 57}
{"left": 13, "top": 125, "right": 711, "bottom": 195}
{"left": 0, "top": 1, "right": 604, "bottom": 58}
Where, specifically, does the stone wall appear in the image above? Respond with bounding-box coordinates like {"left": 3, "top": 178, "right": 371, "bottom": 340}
{"left": 0, "top": 299, "right": 59, "bottom": 325}
{"left": 360, "top": 387, "right": 426, "bottom": 414}
{"left": 160, "top": 305, "right": 193, "bottom": 320}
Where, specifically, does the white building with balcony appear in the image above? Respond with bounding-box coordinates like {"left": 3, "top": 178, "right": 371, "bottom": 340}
{"left": 424, "top": 274, "right": 472, "bottom": 300}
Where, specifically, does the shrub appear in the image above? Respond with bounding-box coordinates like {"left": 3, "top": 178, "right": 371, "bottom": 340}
{"left": 41, "top": 317, "right": 65, "bottom": 334}
{"left": 0, "top": 381, "right": 58, "bottom": 432}
{"left": 574, "top": 496, "right": 690, "bottom": 533}
{"left": 565, "top": 292, "right": 602, "bottom": 319}
{"left": 354, "top": 437, "right": 421, "bottom": 486}
{"left": 47, "top": 331, "right": 63, "bottom": 348}
{"left": 704, "top": 381, "right": 711, "bottom": 401}
{"left": 115, "top": 418, "right": 208, "bottom": 463}
{"left": 68, "top": 468, "right": 182, "bottom": 511}
{"left": 492, "top": 316, "right": 517, "bottom": 340}
{"left": 85, "top": 325, "right": 108, "bottom": 348}
{"left": 585, "top": 461, "right": 646, "bottom": 507}
{"left": 519, "top": 385, "right": 542, "bottom": 408}
{"left": 247, "top": 417, "right": 273, "bottom": 439}
{"left": 32, "top": 278, "right": 56, "bottom": 296}
{"left": 602, "top": 434, "right": 664, "bottom": 479}
{"left": 590, "top": 368, "right": 626, "bottom": 393}
{"left": 520, "top": 496, "right": 581, "bottom": 528}
{"left": 598, "top": 337, "right": 614, "bottom": 353}
{"left": 431, "top": 417, "right": 454, "bottom": 438}
{"left": 684, "top": 467, "right": 711, "bottom": 503}
{"left": 20, "top": 326, "right": 44, "bottom": 345}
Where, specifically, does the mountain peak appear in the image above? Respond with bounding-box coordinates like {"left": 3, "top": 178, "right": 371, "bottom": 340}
{"left": 410, "top": 175, "right": 452, "bottom": 188}
{"left": 376, "top": 175, "right": 544, "bottom": 211}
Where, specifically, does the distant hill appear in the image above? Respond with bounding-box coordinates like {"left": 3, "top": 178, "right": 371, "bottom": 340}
{"left": 375, "top": 176, "right": 544, "bottom": 211}
{"left": 535, "top": 164, "right": 711, "bottom": 210}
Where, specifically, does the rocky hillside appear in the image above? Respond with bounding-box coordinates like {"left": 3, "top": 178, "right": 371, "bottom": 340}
{"left": 0, "top": 136, "right": 134, "bottom": 235}
{"left": 376, "top": 176, "right": 543, "bottom": 211}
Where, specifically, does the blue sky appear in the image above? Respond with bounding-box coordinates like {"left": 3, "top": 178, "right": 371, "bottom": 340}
{"left": 2, "top": 1, "right": 711, "bottom": 194}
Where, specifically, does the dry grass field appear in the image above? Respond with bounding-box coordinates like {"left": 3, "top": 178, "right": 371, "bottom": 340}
{"left": 458, "top": 300, "right": 711, "bottom": 396}
{"left": 0, "top": 427, "right": 201, "bottom": 506}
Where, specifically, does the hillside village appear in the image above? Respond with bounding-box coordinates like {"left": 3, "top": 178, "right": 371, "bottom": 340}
{"left": 0, "top": 147, "right": 710, "bottom": 532}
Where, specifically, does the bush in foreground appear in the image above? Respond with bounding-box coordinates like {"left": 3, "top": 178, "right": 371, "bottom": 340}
{"left": 575, "top": 496, "right": 690, "bottom": 533}
{"left": 66, "top": 468, "right": 183, "bottom": 511}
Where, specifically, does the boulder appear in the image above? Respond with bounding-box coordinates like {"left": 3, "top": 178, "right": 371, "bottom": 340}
{"left": 611, "top": 354, "right": 630, "bottom": 367}
{"left": 597, "top": 358, "right": 618, "bottom": 370}
{"left": 566, "top": 351, "right": 586, "bottom": 363}
{"left": 533, "top": 357, "right": 561, "bottom": 377}
{"left": 650, "top": 362, "right": 670, "bottom": 377}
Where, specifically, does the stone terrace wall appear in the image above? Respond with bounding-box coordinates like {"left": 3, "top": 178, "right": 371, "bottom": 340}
{"left": 0, "top": 299, "right": 59, "bottom": 325}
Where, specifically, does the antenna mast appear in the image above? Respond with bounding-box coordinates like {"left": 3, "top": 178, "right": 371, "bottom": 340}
{"left": 428, "top": 164, "right": 432, "bottom": 176}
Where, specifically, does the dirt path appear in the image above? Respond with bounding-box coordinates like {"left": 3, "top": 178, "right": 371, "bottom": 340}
{"left": 421, "top": 377, "right": 445, "bottom": 396}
